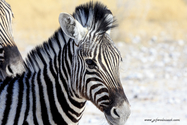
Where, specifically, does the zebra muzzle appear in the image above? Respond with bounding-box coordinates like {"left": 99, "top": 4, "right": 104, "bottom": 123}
{"left": 104, "top": 101, "right": 131, "bottom": 125}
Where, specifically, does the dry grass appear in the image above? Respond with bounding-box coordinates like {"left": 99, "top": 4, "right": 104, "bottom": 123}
{"left": 5, "top": 0, "right": 187, "bottom": 50}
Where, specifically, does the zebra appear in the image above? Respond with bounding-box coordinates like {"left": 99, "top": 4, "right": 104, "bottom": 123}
{"left": 0, "top": 0, "right": 25, "bottom": 81}
{"left": 0, "top": 2, "right": 130, "bottom": 125}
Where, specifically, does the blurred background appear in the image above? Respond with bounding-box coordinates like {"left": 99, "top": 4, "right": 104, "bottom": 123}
{"left": 6, "top": 0, "right": 187, "bottom": 48}
{"left": 6, "top": 0, "right": 187, "bottom": 125}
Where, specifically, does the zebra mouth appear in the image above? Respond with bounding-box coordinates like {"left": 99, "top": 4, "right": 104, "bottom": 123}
{"left": 104, "top": 114, "right": 117, "bottom": 125}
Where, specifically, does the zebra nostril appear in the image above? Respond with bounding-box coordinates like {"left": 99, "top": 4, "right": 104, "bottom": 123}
{"left": 111, "top": 107, "right": 120, "bottom": 119}
{"left": 6, "top": 65, "right": 13, "bottom": 75}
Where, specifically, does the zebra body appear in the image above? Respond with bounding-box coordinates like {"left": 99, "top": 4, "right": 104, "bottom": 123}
{"left": 0, "top": 0, "right": 25, "bottom": 81}
{"left": 0, "top": 2, "right": 130, "bottom": 125}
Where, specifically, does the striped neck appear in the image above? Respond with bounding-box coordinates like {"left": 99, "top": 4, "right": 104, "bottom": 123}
{"left": 25, "top": 28, "right": 87, "bottom": 124}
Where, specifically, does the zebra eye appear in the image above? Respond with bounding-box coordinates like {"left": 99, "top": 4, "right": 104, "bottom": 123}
{"left": 86, "top": 59, "right": 96, "bottom": 68}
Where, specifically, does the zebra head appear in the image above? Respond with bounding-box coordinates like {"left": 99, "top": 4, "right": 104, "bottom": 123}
{"left": 0, "top": 0, "right": 25, "bottom": 81}
{"left": 59, "top": 2, "right": 130, "bottom": 125}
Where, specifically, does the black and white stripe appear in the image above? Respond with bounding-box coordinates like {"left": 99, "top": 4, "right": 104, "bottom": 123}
{"left": 0, "top": 2, "right": 130, "bottom": 125}
{"left": 0, "top": 0, "right": 25, "bottom": 81}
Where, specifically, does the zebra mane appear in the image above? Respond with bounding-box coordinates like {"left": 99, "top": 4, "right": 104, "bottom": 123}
{"left": 73, "top": 1, "right": 117, "bottom": 35}
{"left": 25, "top": 29, "right": 66, "bottom": 72}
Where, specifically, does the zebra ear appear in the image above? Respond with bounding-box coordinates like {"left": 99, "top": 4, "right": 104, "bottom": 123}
{"left": 106, "top": 14, "right": 113, "bottom": 35}
{"left": 59, "top": 13, "right": 87, "bottom": 44}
